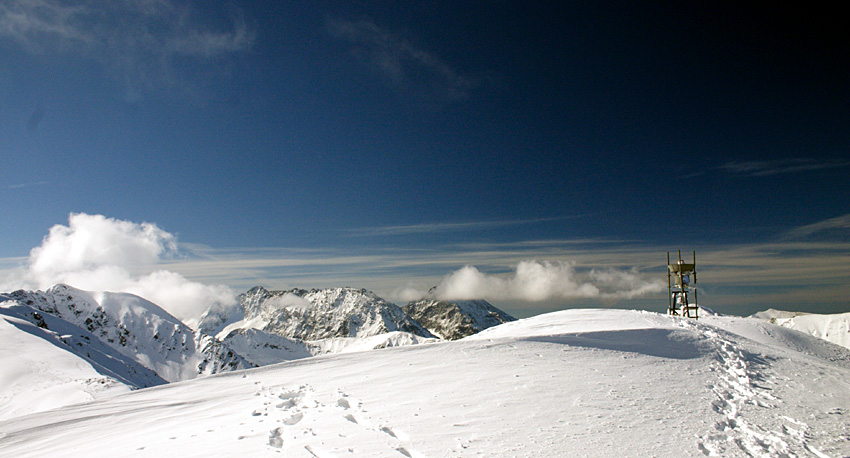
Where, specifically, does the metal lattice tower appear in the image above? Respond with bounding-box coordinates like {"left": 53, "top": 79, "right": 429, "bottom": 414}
{"left": 667, "top": 250, "right": 698, "bottom": 319}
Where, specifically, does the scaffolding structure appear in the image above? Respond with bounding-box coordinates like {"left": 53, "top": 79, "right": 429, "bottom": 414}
{"left": 667, "top": 250, "right": 698, "bottom": 319}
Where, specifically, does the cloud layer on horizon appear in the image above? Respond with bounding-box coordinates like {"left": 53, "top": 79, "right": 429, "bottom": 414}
{"left": 2, "top": 212, "right": 848, "bottom": 320}
{"left": 394, "top": 260, "right": 665, "bottom": 303}
{"left": 0, "top": 214, "right": 664, "bottom": 321}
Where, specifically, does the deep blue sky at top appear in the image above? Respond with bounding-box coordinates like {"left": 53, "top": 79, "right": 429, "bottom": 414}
{"left": 2, "top": 1, "right": 848, "bottom": 257}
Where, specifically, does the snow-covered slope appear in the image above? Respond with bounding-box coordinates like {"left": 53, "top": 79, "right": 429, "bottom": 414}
{"left": 1, "top": 285, "right": 251, "bottom": 383}
{"left": 219, "top": 327, "right": 438, "bottom": 367}
{"left": 402, "top": 298, "right": 515, "bottom": 340}
{"left": 2, "top": 309, "right": 847, "bottom": 457}
{"left": 752, "top": 308, "right": 850, "bottom": 350}
{"left": 217, "top": 328, "right": 314, "bottom": 366}
{"left": 0, "top": 307, "right": 140, "bottom": 421}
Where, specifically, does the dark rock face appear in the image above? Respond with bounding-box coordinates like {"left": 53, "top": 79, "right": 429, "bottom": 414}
{"left": 402, "top": 299, "right": 516, "bottom": 340}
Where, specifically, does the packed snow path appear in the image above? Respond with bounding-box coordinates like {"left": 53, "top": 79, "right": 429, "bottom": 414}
{"left": 675, "top": 317, "right": 841, "bottom": 456}
{"left": 1, "top": 309, "right": 848, "bottom": 457}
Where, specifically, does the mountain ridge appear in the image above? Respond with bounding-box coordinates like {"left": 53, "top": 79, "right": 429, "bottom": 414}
{"left": 1, "top": 283, "right": 515, "bottom": 419}
{"left": 1, "top": 284, "right": 252, "bottom": 383}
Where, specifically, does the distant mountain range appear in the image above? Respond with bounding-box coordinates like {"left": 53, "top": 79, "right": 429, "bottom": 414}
{"left": 0, "top": 283, "right": 515, "bottom": 419}
{"left": 201, "top": 286, "right": 516, "bottom": 366}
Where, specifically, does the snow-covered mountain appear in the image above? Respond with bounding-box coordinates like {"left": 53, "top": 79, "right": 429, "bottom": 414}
{"left": 402, "top": 298, "right": 516, "bottom": 340}
{"left": 205, "top": 286, "right": 439, "bottom": 366}
{"left": 752, "top": 308, "right": 850, "bottom": 350}
{"left": 1, "top": 284, "right": 517, "bottom": 415}
{"left": 2, "top": 308, "right": 848, "bottom": 457}
{"left": 0, "top": 285, "right": 251, "bottom": 384}
{"left": 233, "top": 286, "right": 434, "bottom": 340}
{"left": 208, "top": 287, "right": 519, "bottom": 365}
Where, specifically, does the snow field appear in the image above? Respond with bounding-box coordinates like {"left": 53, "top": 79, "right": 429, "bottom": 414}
{"left": 1, "top": 309, "right": 848, "bottom": 457}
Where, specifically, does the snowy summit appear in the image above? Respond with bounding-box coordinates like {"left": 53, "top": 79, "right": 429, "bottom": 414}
{"left": 1, "top": 304, "right": 849, "bottom": 457}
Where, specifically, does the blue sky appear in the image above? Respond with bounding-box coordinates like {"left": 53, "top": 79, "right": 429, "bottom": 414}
{"left": 1, "top": 2, "right": 848, "bottom": 318}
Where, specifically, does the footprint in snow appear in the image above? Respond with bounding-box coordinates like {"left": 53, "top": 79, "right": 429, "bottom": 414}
{"left": 283, "top": 412, "right": 304, "bottom": 425}
{"left": 268, "top": 427, "right": 284, "bottom": 448}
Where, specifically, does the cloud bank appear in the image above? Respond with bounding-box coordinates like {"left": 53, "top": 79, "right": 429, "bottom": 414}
{"left": 1, "top": 213, "right": 235, "bottom": 326}
{"left": 396, "top": 260, "right": 664, "bottom": 303}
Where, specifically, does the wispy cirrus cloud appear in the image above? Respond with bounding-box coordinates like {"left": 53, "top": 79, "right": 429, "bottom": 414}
{"left": 167, "top": 219, "right": 850, "bottom": 317}
{"left": 345, "top": 216, "right": 581, "bottom": 237}
{"left": 720, "top": 158, "right": 850, "bottom": 176}
{"left": 7, "top": 181, "right": 49, "bottom": 189}
{"left": 325, "top": 17, "right": 476, "bottom": 105}
{"left": 782, "top": 213, "right": 850, "bottom": 241}
{"left": 0, "top": 0, "right": 254, "bottom": 99}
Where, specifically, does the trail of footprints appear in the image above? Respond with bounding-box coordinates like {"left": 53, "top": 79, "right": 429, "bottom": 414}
{"left": 248, "top": 382, "right": 424, "bottom": 457}
{"left": 674, "top": 318, "right": 830, "bottom": 457}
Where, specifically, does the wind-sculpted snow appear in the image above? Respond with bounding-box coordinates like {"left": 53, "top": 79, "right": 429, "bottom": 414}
{"left": 403, "top": 298, "right": 515, "bottom": 340}
{"left": 1, "top": 308, "right": 848, "bottom": 457}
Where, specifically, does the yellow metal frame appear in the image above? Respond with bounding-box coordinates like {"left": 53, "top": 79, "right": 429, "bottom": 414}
{"left": 667, "top": 250, "right": 698, "bottom": 319}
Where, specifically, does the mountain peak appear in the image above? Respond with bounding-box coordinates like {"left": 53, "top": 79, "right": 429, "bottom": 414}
{"left": 236, "top": 286, "right": 434, "bottom": 341}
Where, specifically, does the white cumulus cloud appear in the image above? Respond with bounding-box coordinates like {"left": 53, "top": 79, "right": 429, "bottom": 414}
{"left": 1, "top": 213, "right": 236, "bottom": 327}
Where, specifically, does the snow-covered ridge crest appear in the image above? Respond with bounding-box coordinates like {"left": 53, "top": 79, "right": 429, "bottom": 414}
{"left": 752, "top": 308, "right": 850, "bottom": 350}
{"left": 234, "top": 286, "right": 435, "bottom": 341}
{"left": 5, "top": 284, "right": 250, "bottom": 382}
{"left": 0, "top": 294, "right": 167, "bottom": 421}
